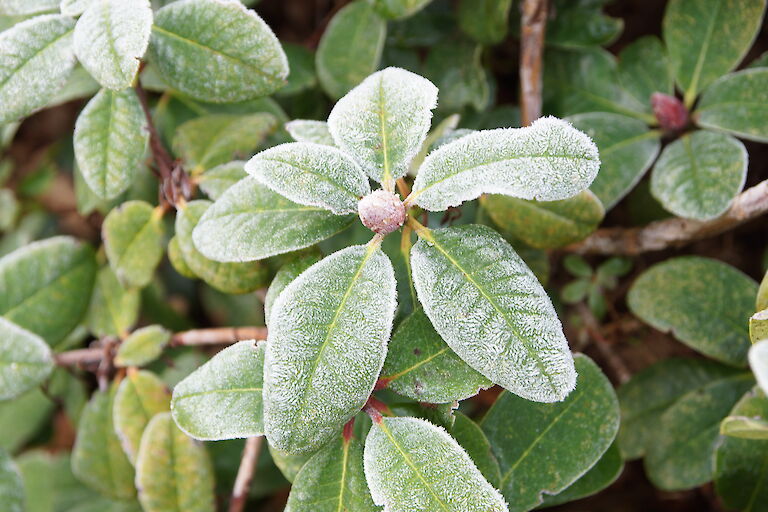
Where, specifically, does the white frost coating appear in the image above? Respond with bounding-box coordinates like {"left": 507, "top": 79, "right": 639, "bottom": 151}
{"left": 246, "top": 142, "right": 370, "bottom": 215}
{"left": 285, "top": 119, "right": 336, "bottom": 146}
{"left": 0, "top": 15, "right": 76, "bottom": 124}
{"left": 0, "top": 317, "right": 53, "bottom": 401}
{"left": 74, "top": 88, "right": 149, "bottom": 199}
{"left": 171, "top": 340, "right": 266, "bottom": 441}
{"left": 74, "top": 0, "right": 152, "bottom": 90}
{"left": 61, "top": 0, "right": 95, "bottom": 16}
{"left": 193, "top": 177, "right": 352, "bottom": 262}
{"left": 263, "top": 245, "right": 396, "bottom": 454}
{"left": 363, "top": 417, "right": 509, "bottom": 512}
{"left": 411, "top": 225, "right": 577, "bottom": 402}
{"left": 749, "top": 339, "right": 768, "bottom": 396}
{"left": 328, "top": 67, "right": 438, "bottom": 184}
{"left": 410, "top": 116, "right": 600, "bottom": 212}
{"left": 0, "top": 0, "right": 59, "bottom": 15}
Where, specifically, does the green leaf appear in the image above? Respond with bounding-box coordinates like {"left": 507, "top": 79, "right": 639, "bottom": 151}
{"left": 269, "top": 445, "right": 313, "bottom": 484}
{"left": 696, "top": 69, "right": 768, "bottom": 143}
{"left": 74, "top": 88, "right": 149, "bottom": 200}
{"left": 628, "top": 256, "right": 756, "bottom": 366}
{"left": 245, "top": 142, "right": 370, "bottom": 215}
{"left": 264, "top": 244, "right": 396, "bottom": 454}
{"left": 450, "top": 412, "right": 502, "bottom": 488}
{"left": 372, "top": 0, "right": 432, "bottom": 19}
{"left": 315, "top": 0, "right": 386, "bottom": 100}
{"left": 73, "top": 0, "right": 152, "bottom": 90}
{"left": 758, "top": 270, "right": 768, "bottom": 312}
{"left": 562, "top": 254, "right": 592, "bottom": 278}
{"left": 264, "top": 252, "right": 321, "bottom": 325}
{"left": 751, "top": 310, "right": 768, "bottom": 344}
{"left": 0, "top": 389, "right": 53, "bottom": 454}
{"left": 176, "top": 200, "right": 268, "bottom": 294}
{"left": 560, "top": 279, "right": 590, "bottom": 304}
{"left": 278, "top": 43, "right": 316, "bottom": 97}
{"left": 167, "top": 236, "right": 196, "bottom": 279}
{"left": 16, "top": 450, "right": 99, "bottom": 512}
{"left": 114, "top": 370, "right": 171, "bottom": 463}
{"left": 192, "top": 178, "right": 353, "bottom": 262}
{"left": 411, "top": 224, "right": 576, "bottom": 402}
{"left": 72, "top": 385, "right": 136, "bottom": 500}
{"left": 197, "top": 161, "right": 247, "bottom": 200}
{"left": 0, "top": 236, "right": 97, "bottom": 347}
{"left": 539, "top": 442, "right": 623, "bottom": 508}
{"left": 87, "top": 266, "right": 140, "bottom": 338}
{"left": 481, "top": 190, "right": 604, "bottom": 249}
{"left": 285, "top": 434, "right": 379, "bottom": 511}
{"left": 663, "top": 0, "right": 767, "bottom": 105}
{"left": 651, "top": 130, "right": 747, "bottom": 220}
{"left": 0, "top": 0, "right": 58, "bottom": 15}
{"left": 173, "top": 113, "right": 276, "bottom": 173}
{"left": 380, "top": 308, "right": 491, "bottom": 403}
{"left": 720, "top": 413, "right": 768, "bottom": 439}
{"left": 364, "top": 416, "right": 508, "bottom": 512}
{"left": 149, "top": 0, "right": 288, "bottom": 102}
{"left": 115, "top": 325, "right": 171, "bottom": 368}
{"left": 481, "top": 354, "right": 618, "bottom": 511}
{"left": 0, "top": 15, "right": 76, "bottom": 124}
{"left": 410, "top": 117, "right": 599, "bottom": 211}
{"left": 327, "top": 67, "right": 437, "bottom": 186}
{"left": 644, "top": 374, "right": 753, "bottom": 490}
{"left": 0, "top": 317, "right": 53, "bottom": 401}
{"left": 750, "top": 340, "right": 768, "bottom": 395}
{"left": 135, "top": 412, "right": 215, "bottom": 512}
{"left": 457, "top": 0, "right": 513, "bottom": 45}
{"left": 0, "top": 449, "right": 23, "bottom": 512}
{"left": 617, "top": 36, "right": 673, "bottom": 109}
{"left": 546, "top": 0, "right": 623, "bottom": 49}
{"left": 423, "top": 41, "right": 490, "bottom": 113}
{"left": 171, "top": 340, "right": 265, "bottom": 441}
{"left": 715, "top": 387, "right": 768, "bottom": 510}
{"left": 567, "top": 113, "right": 660, "bottom": 210}
{"left": 617, "top": 358, "right": 740, "bottom": 459}
{"left": 103, "top": 201, "right": 164, "bottom": 288}
{"left": 285, "top": 120, "right": 335, "bottom": 146}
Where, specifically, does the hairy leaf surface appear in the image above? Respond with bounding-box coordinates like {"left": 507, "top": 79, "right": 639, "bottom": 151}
{"left": 264, "top": 245, "right": 396, "bottom": 453}
{"left": 197, "top": 161, "right": 247, "bottom": 200}
{"left": 0, "top": 317, "right": 53, "bottom": 401}
{"left": 192, "top": 178, "right": 353, "bottom": 262}
{"left": 411, "top": 224, "right": 576, "bottom": 402}
{"left": 264, "top": 252, "right": 321, "bottom": 325}
{"left": 697, "top": 69, "right": 768, "bottom": 143}
{"left": 410, "top": 117, "right": 599, "bottom": 211}
{"left": 172, "top": 340, "right": 265, "bottom": 440}
{"left": 328, "top": 67, "right": 437, "bottom": 185}
{"left": 450, "top": 412, "right": 501, "bottom": 487}
{"left": 103, "top": 201, "right": 164, "bottom": 288}
{"left": 115, "top": 325, "right": 171, "bottom": 368}
{"left": 285, "top": 120, "right": 335, "bottom": 146}
{"left": 0, "top": 0, "right": 58, "bottom": 15}
{"left": 61, "top": 0, "right": 95, "bottom": 16}
{"left": 113, "top": 370, "right": 171, "bottom": 463}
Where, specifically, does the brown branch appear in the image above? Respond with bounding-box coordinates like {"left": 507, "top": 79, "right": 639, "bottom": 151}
{"left": 228, "top": 436, "right": 263, "bottom": 512}
{"left": 567, "top": 179, "right": 768, "bottom": 255}
{"left": 576, "top": 304, "right": 631, "bottom": 384}
{"left": 520, "top": 0, "right": 548, "bottom": 126}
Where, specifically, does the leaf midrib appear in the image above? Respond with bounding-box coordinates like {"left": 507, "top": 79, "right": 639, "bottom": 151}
{"left": 0, "top": 23, "right": 73, "bottom": 92}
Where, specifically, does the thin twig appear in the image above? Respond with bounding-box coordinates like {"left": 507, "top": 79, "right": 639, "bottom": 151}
{"left": 520, "top": 0, "right": 548, "bottom": 126}
{"left": 567, "top": 179, "right": 768, "bottom": 255}
{"left": 576, "top": 304, "right": 631, "bottom": 384}
{"left": 228, "top": 436, "right": 263, "bottom": 512}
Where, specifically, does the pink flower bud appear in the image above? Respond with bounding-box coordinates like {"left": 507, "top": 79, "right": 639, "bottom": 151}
{"left": 651, "top": 93, "right": 689, "bottom": 131}
{"left": 358, "top": 190, "right": 406, "bottom": 235}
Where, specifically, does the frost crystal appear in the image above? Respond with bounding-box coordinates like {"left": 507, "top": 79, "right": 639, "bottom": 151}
{"left": 74, "top": 0, "right": 153, "bottom": 90}
{"left": 358, "top": 190, "right": 406, "bottom": 234}
{"left": 263, "top": 244, "right": 396, "bottom": 454}
{"left": 411, "top": 224, "right": 577, "bottom": 402}
{"left": 363, "top": 417, "right": 509, "bottom": 512}
{"left": 0, "top": 15, "right": 76, "bottom": 124}
{"left": 410, "top": 116, "right": 600, "bottom": 211}
{"left": 285, "top": 119, "right": 336, "bottom": 146}
{"left": 328, "top": 67, "right": 438, "bottom": 185}
{"left": 246, "top": 142, "right": 370, "bottom": 215}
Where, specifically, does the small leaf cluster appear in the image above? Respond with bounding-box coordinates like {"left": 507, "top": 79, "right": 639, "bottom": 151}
{"left": 561, "top": 255, "right": 632, "bottom": 320}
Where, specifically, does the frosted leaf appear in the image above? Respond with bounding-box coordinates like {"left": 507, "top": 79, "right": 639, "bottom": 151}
{"left": 0, "top": 15, "right": 76, "bottom": 124}
{"left": 135, "top": 412, "right": 215, "bottom": 512}
{"left": 87, "top": 265, "right": 140, "bottom": 338}
{"left": 363, "top": 416, "right": 509, "bottom": 512}
{"left": 246, "top": 142, "right": 370, "bottom": 215}
{"left": 750, "top": 340, "right": 768, "bottom": 396}
{"left": 0, "top": 451, "right": 23, "bottom": 512}
{"left": 409, "top": 116, "right": 600, "bottom": 212}
{"left": 113, "top": 370, "right": 170, "bottom": 463}
{"left": 0, "top": 317, "right": 53, "bottom": 401}
{"left": 411, "top": 224, "right": 577, "bottom": 402}
{"left": 73, "top": 0, "right": 152, "bottom": 90}
{"left": 285, "top": 435, "right": 379, "bottom": 512}
{"left": 60, "top": 0, "right": 95, "bottom": 16}
{"left": 264, "top": 252, "right": 321, "bottom": 325}
{"left": 114, "top": 325, "right": 171, "bottom": 368}
{"left": 149, "top": 0, "right": 288, "bottom": 102}
{"left": 285, "top": 119, "right": 336, "bottom": 146}
{"left": 171, "top": 340, "right": 265, "bottom": 441}
{"left": 197, "top": 160, "right": 247, "bottom": 200}
{"left": 192, "top": 177, "right": 354, "bottom": 262}
{"left": 0, "top": 0, "right": 59, "bottom": 15}
{"left": 264, "top": 245, "right": 396, "bottom": 454}
{"left": 327, "top": 67, "right": 438, "bottom": 185}
{"left": 74, "top": 88, "right": 149, "bottom": 200}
